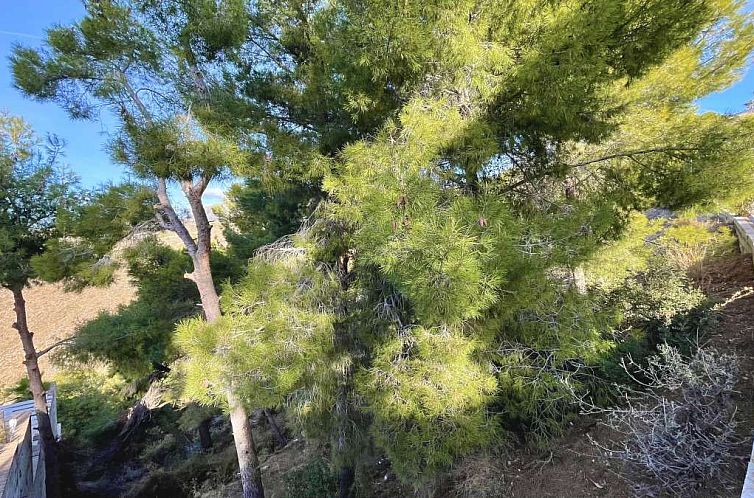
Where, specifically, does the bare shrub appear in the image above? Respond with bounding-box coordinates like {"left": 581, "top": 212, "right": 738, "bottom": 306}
{"left": 595, "top": 345, "right": 739, "bottom": 497}
{"left": 451, "top": 452, "right": 507, "bottom": 498}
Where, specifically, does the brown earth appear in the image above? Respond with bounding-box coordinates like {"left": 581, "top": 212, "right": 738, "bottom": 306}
{"left": 0, "top": 271, "right": 136, "bottom": 389}
{"left": 0, "top": 221, "right": 226, "bottom": 390}
{"left": 502, "top": 423, "right": 629, "bottom": 498}
{"left": 704, "top": 253, "right": 754, "bottom": 496}
{"left": 503, "top": 252, "right": 754, "bottom": 498}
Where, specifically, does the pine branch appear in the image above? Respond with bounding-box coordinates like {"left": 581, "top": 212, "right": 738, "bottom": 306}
{"left": 36, "top": 338, "right": 75, "bottom": 358}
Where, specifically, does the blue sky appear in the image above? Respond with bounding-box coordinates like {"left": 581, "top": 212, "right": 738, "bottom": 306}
{"left": 0, "top": 0, "right": 227, "bottom": 206}
{"left": 1, "top": 0, "right": 753, "bottom": 197}
{"left": 1, "top": 1, "right": 118, "bottom": 187}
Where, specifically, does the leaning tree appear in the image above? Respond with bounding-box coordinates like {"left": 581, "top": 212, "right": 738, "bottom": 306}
{"left": 186, "top": 0, "right": 754, "bottom": 495}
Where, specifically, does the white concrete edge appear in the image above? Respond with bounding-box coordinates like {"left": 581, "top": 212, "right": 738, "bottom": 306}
{"left": 728, "top": 216, "right": 754, "bottom": 497}
{"left": 742, "top": 436, "right": 754, "bottom": 497}
{"left": 733, "top": 217, "right": 754, "bottom": 253}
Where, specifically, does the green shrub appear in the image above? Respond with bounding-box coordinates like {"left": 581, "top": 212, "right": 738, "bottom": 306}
{"left": 54, "top": 367, "right": 131, "bottom": 445}
{"left": 660, "top": 220, "right": 736, "bottom": 279}
{"left": 284, "top": 459, "right": 338, "bottom": 498}
{"left": 1, "top": 377, "right": 50, "bottom": 403}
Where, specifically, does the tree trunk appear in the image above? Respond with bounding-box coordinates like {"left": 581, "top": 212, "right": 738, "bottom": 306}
{"left": 11, "top": 288, "right": 59, "bottom": 498}
{"left": 338, "top": 466, "right": 355, "bottom": 498}
{"left": 263, "top": 409, "right": 288, "bottom": 449}
{"left": 335, "top": 253, "right": 355, "bottom": 498}
{"left": 198, "top": 417, "right": 213, "bottom": 451}
{"left": 119, "top": 378, "right": 166, "bottom": 440}
{"left": 179, "top": 186, "right": 264, "bottom": 498}
{"left": 228, "top": 390, "right": 265, "bottom": 498}
{"left": 190, "top": 251, "right": 222, "bottom": 322}
{"left": 198, "top": 262, "right": 263, "bottom": 497}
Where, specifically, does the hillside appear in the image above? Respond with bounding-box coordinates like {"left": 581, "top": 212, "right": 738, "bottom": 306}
{"left": 0, "top": 220, "right": 226, "bottom": 390}
{"left": 0, "top": 271, "right": 136, "bottom": 389}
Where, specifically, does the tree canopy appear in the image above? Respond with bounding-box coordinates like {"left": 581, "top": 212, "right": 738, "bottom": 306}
{"left": 9, "top": 0, "right": 754, "bottom": 495}
{"left": 0, "top": 114, "right": 65, "bottom": 291}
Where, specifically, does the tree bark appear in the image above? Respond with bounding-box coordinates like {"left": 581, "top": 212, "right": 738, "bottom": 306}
{"left": 11, "top": 288, "right": 59, "bottom": 498}
{"left": 228, "top": 390, "right": 265, "bottom": 498}
{"left": 170, "top": 176, "right": 262, "bottom": 498}
{"left": 198, "top": 417, "right": 213, "bottom": 451}
{"left": 189, "top": 250, "right": 222, "bottom": 322}
{"left": 263, "top": 408, "right": 288, "bottom": 450}
{"left": 337, "top": 466, "right": 355, "bottom": 498}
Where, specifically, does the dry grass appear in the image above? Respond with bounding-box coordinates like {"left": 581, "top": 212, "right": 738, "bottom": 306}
{"left": 0, "top": 220, "right": 226, "bottom": 390}
{"left": 0, "top": 269, "right": 136, "bottom": 389}
{"left": 451, "top": 452, "right": 507, "bottom": 498}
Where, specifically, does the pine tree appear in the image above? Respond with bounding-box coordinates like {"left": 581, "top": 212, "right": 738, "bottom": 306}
{"left": 11, "top": 0, "right": 754, "bottom": 494}
{"left": 207, "top": 0, "right": 754, "bottom": 492}
{"left": 11, "top": 2, "right": 265, "bottom": 495}
{"left": 0, "top": 114, "right": 68, "bottom": 498}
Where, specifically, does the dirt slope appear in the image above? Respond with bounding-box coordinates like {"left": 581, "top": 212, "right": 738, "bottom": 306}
{"left": 705, "top": 253, "right": 754, "bottom": 496}
{"left": 0, "top": 220, "right": 226, "bottom": 390}
{"left": 504, "top": 252, "right": 754, "bottom": 498}
{"left": 0, "top": 271, "right": 136, "bottom": 389}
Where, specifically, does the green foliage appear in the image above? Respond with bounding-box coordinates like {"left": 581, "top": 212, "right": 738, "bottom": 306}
{"left": 661, "top": 219, "right": 737, "bottom": 273}
{"left": 60, "top": 237, "right": 197, "bottom": 379}
{"left": 230, "top": 0, "right": 753, "bottom": 486}
{"left": 325, "top": 102, "right": 518, "bottom": 326}
{"left": 63, "top": 299, "right": 183, "bottom": 379}
{"left": 0, "top": 114, "right": 68, "bottom": 291}
{"left": 55, "top": 368, "right": 131, "bottom": 445}
{"left": 176, "top": 403, "right": 218, "bottom": 433}
{"left": 175, "top": 249, "right": 338, "bottom": 411}
{"left": 359, "top": 327, "right": 498, "bottom": 483}
{"left": 284, "top": 459, "right": 337, "bottom": 498}
{"left": 136, "top": 0, "right": 251, "bottom": 62}
{"left": 68, "top": 182, "right": 156, "bottom": 256}
{"left": 218, "top": 178, "right": 319, "bottom": 261}
{"left": 12, "top": 0, "right": 754, "bottom": 493}
{"left": 585, "top": 213, "right": 663, "bottom": 291}
{"left": 29, "top": 182, "right": 155, "bottom": 290}
{"left": 114, "top": 116, "right": 249, "bottom": 182}
{"left": 592, "top": 228, "right": 718, "bottom": 387}
{"left": 2, "top": 377, "right": 51, "bottom": 404}
{"left": 12, "top": 0, "right": 256, "bottom": 186}
{"left": 124, "top": 236, "right": 198, "bottom": 302}
{"left": 31, "top": 238, "right": 118, "bottom": 291}
{"left": 640, "top": 113, "right": 754, "bottom": 210}
{"left": 11, "top": 0, "right": 161, "bottom": 120}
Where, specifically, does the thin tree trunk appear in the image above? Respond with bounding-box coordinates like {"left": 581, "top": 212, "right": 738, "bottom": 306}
{"left": 12, "top": 288, "right": 59, "bottom": 498}
{"left": 335, "top": 252, "right": 355, "bottom": 498}
{"left": 263, "top": 408, "right": 288, "bottom": 449}
{"left": 338, "top": 466, "right": 355, "bottom": 498}
{"left": 198, "top": 254, "right": 263, "bottom": 496}
{"left": 124, "top": 73, "right": 264, "bottom": 498}
{"left": 198, "top": 417, "right": 213, "bottom": 451}
{"left": 228, "top": 390, "right": 265, "bottom": 498}
{"left": 180, "top": 186, "right": 264, "bottom": 498}
{"left": 189, "top": 251, "right": 222, "bottom": 322}
{"left": 335, "top": 381, "right": 354, "bottom": 498}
